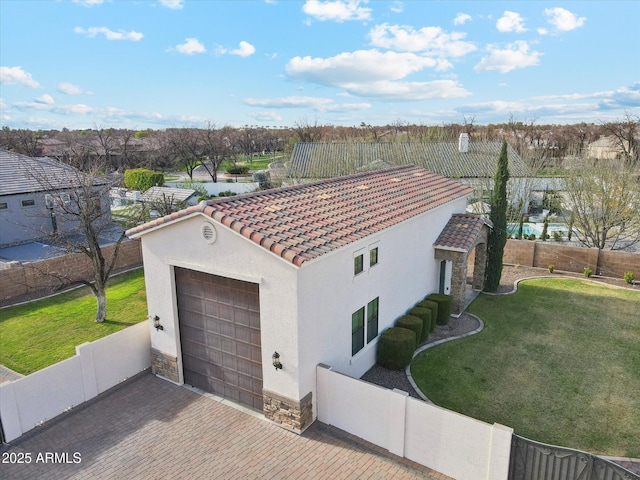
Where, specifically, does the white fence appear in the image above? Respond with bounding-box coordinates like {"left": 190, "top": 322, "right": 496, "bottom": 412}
{"left": 0, "top": 322, "right": 150, "bottom": 442}
{"left": 317, "top": 364, "right": 513, "bottom": 480}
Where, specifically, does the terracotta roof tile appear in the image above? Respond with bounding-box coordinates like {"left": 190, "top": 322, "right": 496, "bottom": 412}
{"left": 126, "top": 165, "right": 474, "bottom": 266}
{"left": 433, "top": 214, "right": 494, "bottom": 252}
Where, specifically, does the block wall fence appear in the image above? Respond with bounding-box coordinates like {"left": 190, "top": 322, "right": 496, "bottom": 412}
{"left": 501, "top": 240, "right": 640, "bottom": 278}
{"left": 0, "top": 239, "right": 142, "bottom": 304}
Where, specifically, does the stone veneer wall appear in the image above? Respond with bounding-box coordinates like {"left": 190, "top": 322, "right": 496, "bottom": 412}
{"left": 263, "top": 389, "right": 313, "bottom": 434}
{"left": 151, "top": 348, "right": 179, "bottom": 383}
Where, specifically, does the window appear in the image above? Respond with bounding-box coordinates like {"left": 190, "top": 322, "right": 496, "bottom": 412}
{"left": 352, "top": 307, "right": 365, "bottom": 356}
{"left": 352, "top": 297, "right": 380, "bottom": 356}
{"left": 21, "top": 199, "right": 35, "bottom": 207}
{"left": 370, "top": 247, "right": 378, "bottom": 267}
{"left": 0, "top": 202, "right": 7, "bottom": 210}
{"left": 354, "top": 254, "right": 364, "bottom": 275}
{"left": 367, "top": 297, "right": 379, "bottom": 343}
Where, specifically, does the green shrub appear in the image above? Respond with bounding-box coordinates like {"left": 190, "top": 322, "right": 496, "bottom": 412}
{"left": 417, "top": 300, "right": 438, "bottom": 332}
{"left": 376, "top": 327, "right": 416, "bottom": 370}
{"left": 583, "top": 267, "right": 593, "bottom": 278}
{"left": 226, "top": 165, "right": 250, "bottom": 175}
{"left": 124, "top": 168, "right": 164, "bottom": 191}
{"left": 217, "top": 190, "right": 237, "bottom": 197}
{"left": 426, "top": 293, "right": 452, "bottom": 325}
{"left": 624, "top": 271, "right": 635, "bottom": 284}
{"left": 395, "top": 315, "right": 423, "bottom": 345}
{"left": 408, "top": 307, "right": 432, "bottom": 341}
{"left": 548, "top": 264, "right": 555, "bottom": 273}
{"left": 553, "top": 231, "right": 562, "bottom": 242}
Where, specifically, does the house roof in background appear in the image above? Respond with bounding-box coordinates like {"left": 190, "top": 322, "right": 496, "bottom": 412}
{"left": 127, "top": 165, "right": 474, "bottom": 267}
{"left": 433, "top": 213, "right": 493, "bottom": 252}
{"left": 140, "top": 186, "right": 198, "bottom": 203}
{"left": 0, "top": 148, "right": 105, "bottom": 196}
{"left": 288, "top": 141, "right": 528, "bottom": 180}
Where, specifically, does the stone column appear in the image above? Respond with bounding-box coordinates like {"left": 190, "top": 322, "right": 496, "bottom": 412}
{"left": 263, "top": 390, "right": 313, "bottom": 434}
{"left": 473, "top": 244, "right": 487, "bottom": 290}
{"left": 151, "top": 348, "right": 179, "bottom": 383}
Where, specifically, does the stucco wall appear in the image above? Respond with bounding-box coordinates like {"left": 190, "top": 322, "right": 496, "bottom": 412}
{"left": 296, "top": 197, "right": 468, "bottom": 408}
{"left": 137, "top": 213, "right": 302, "bottom": 401}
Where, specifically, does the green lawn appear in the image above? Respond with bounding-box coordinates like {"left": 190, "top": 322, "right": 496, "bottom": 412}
{"left": 410, "top": 278, "right": 640, "bottom": 457}
{"left": 0, "top": 269, "right": 147, "bottom": 375}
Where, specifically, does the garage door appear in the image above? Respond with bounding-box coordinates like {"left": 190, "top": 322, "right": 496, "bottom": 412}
{"left": 175, "top": 267, "right": 263, "bottom": 410}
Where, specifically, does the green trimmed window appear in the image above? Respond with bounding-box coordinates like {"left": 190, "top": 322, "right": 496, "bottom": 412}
{"left": 370, "top": 247, "right": 378, "bottom": 267}
{"left": 367, "top": 297, "right": 379, "bottom": 343}
{"left": 352, "top": 307, "right": 365, "bottom": 355}
{"left": 354, "top": 254, "right": 364, "bottom": 275}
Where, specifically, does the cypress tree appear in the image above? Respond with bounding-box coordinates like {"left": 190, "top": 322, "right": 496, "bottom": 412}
{"left": 485, "top": 140, "right": 510, "bottom": 291}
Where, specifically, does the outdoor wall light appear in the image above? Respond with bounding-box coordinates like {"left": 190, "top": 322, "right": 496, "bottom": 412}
{"left": 272, "top": 352, "right": 282, "bottom": 370}
{"left": 152, "top": 315, "right": 164, "bottom": 331}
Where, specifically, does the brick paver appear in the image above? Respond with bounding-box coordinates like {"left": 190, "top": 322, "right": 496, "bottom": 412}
{"left": 0, "top": 373, "right": 451, "bottom": 479}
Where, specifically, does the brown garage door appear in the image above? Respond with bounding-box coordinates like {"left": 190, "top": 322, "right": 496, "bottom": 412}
{"left": 175, "top": 267, "right": 263, "bottom": 410}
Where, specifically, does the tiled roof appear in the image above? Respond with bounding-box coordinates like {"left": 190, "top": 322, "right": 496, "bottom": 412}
{"left": 0, "top": 148, "right": 105, "bottom": 196}
{"left": 433, "top": 214, "right": 494, "bottom": 252}
{"left": 127, "top": 165, "right": 474, "bottom": 267}
{"left": 288, "top": 142, "right": 528, "bottom": 179}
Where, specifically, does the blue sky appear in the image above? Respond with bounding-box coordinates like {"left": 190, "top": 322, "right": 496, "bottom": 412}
{"left": 1, "top": 0, "right": 639, "bottom": 130}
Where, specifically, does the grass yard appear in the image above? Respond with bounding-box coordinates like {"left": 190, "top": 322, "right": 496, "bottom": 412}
{"left": 410, "top": 278, "right": 640, "bottom": 457}
{"left": 0, "top": 268, "right": 147, "bottom": 375}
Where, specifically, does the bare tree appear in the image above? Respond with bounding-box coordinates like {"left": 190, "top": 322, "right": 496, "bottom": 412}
{"left": 602, "top": 112, "right": 639, "bottom": 167}
{"left": 199, "top": 123, "right": 232, "bottom": 182}
{"left": 166, "top": 128, "right": 202, "bottom": 180}
{"left": 24, "top": 159, "right": 126, "bottom": 322}
{"left": 562, "top": 159, "right": 640, "bottom": 250}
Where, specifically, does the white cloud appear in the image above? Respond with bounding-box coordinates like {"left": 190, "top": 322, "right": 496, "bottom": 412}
{"left": 474, "top": 41, "right": 541, "bottom": 73}
{"left": 0, "top": 66, "right": 41, "bottom": 88}
{"left": 453, "top": 13, "right": 471, "bottom": 26}
{"left": 74, "top": 27, "right": 143, "bottom": 41}
{"left": 302, "top": 0, "right": 372, "bottom": 22}
{"left": 244, "top": 95, "right": 370, "bottom": 112}
{"left": 543, "top": 8, "right": 586, "bottom": 32}
{"left": 57, "top": 82, "right": 92, "bottom": 95}
{"left": 230, "top": 41, "right": 256, "bottom": 57}
{"left": 35, "top": 94, "right": 54, "bottom": 105}
{"left": 390, "top": 1, "right": 403, "bottom": 13}
{"left": 159, "top": 0, "right": 184, "bottom": 9}
{"left": 287, "top": 50, "right": 441, "bottom": 85}
{"left": 339, "top": 79, "right": 470, "bottom": 101}
{"left": 368, "top": 23, "right": 476, "bottom": 58}
{"left": 496, "top": 11, "right": 527, "bottom": 33}
{"left": 250, "top": 111, "right": 284, "bottom": 122}
{"left": 170, "top": 38, "right": 206, "bottom": 55}
{"left": 72, "top": 0, "right": 107, "bottom": 6}
{"left": 537, "top": 27, "right": 549, "bottom": 36}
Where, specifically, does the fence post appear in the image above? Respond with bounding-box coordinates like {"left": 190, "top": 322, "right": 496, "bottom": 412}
{"left": 487, "top": 423, "right": 513, "bottom": 480}
{"left": 76, "top": 342, "right": 98, "bottom": 401}
{"left": 388, "top": 388, "right": 408, "bottom": 457}
{"left": 0, "top": 382, "right": 23, "bottom": 442}
{"left": 316, "top": 364, "right": 332, "bottom": 425}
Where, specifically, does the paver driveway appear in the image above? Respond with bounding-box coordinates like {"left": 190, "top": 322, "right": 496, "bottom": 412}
{"left": 0, "top": 372, "right": 450, "bottom": 479}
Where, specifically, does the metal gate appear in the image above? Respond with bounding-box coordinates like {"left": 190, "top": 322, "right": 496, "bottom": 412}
{"left": 509, "top": 435, "right": 639, "bottom": 480}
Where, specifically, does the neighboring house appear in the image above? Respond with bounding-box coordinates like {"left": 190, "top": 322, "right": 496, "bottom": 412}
{"left": 0, "top": 149, "right": 111, "bottom": 246}
{"left": 288, "top": 134, "right": 528, "bottom": 182}
{"left": 127, "top": 165, "right": 492, "bottom": 433}
{"left": 139, "top": 186, "right": 200, "bottom": 216}
{"left": 586, "top": 135, "right": 634, "bottom": 160}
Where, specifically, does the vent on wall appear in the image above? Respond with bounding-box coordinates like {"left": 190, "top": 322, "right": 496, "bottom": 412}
{"left": 201, "top": 223, "right": 217, "bottom": 244}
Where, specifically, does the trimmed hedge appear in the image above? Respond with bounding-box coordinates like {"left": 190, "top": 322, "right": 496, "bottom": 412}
{"left": 407, "top": 308, "right": 431, "bottom": 342}
{"left": 417, "top": 300, "right": 438, "bottom": 332}
{"left": 124, "top": 168, "right": 164, "bottom": 191}
{"left": 426, "top": 293, "right": 452, "bottom": 325}
{"left": 226, "top": 165, "right": 250, "bottom": 175}
{"left": 395, "top": 315, "right": 423, "bottom": 345}
{"left": 377, "top": 327, "right": 416, "bottom": 370}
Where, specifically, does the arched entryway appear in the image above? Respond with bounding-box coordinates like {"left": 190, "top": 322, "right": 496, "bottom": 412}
{"left": 434, "top": 214, "right": 493, "bottom": 315}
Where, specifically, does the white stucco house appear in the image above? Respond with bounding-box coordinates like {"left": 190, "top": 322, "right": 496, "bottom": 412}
{"left": 126, "top": 165, "right": 491, "bottom": 432}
